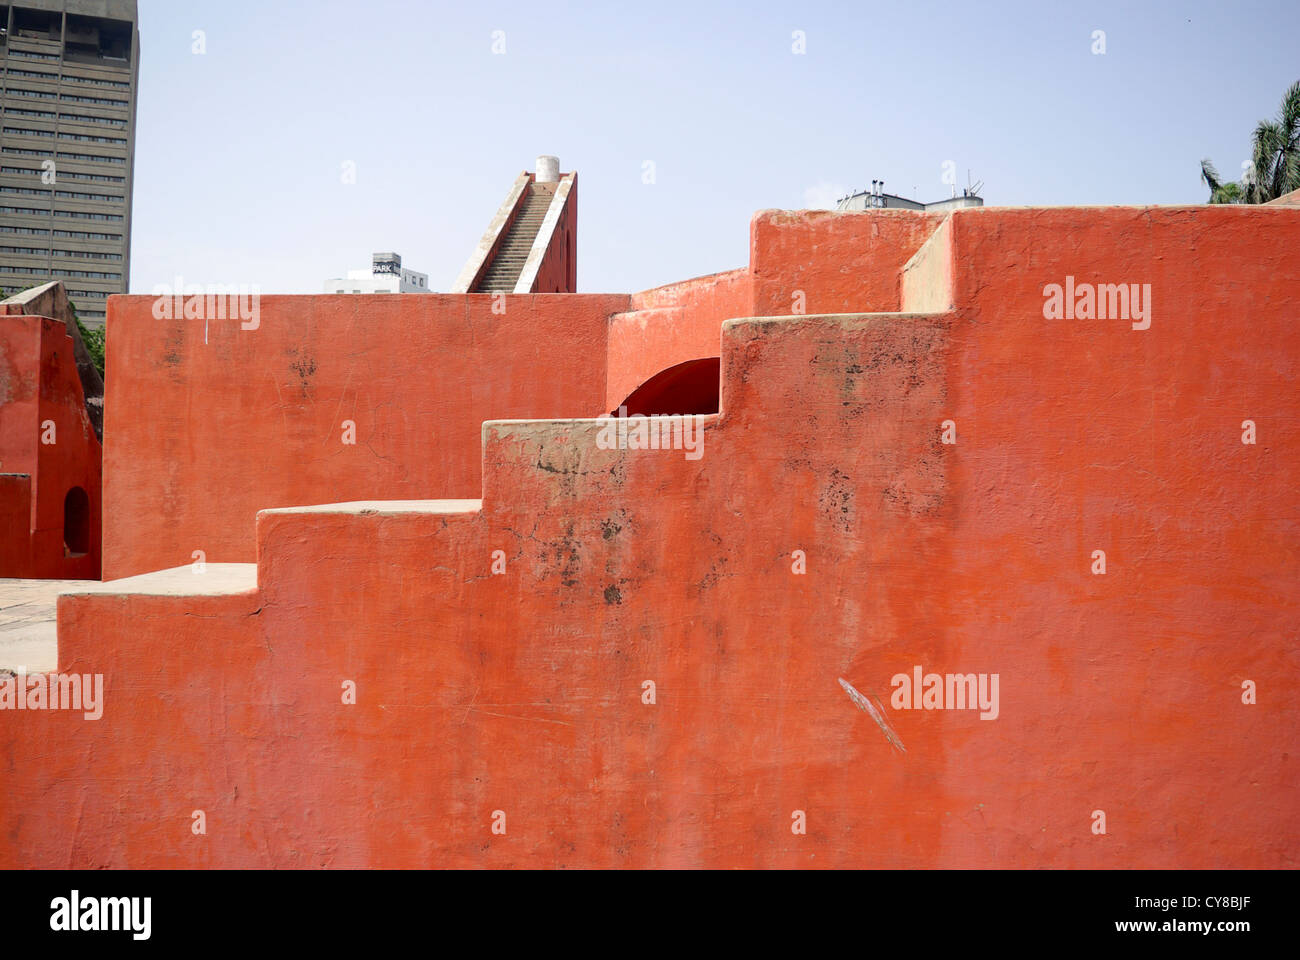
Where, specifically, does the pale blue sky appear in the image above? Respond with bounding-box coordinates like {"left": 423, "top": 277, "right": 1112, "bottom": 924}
{"left": 132, "top": 0, "right": 1299, "bottom": 295}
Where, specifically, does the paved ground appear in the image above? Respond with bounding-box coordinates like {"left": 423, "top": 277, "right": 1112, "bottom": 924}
{"left": 0, "top": 578, "right": 84, "bottom": 673}
{"left": 1, "top": 567, "right": 258, "bottom": 673}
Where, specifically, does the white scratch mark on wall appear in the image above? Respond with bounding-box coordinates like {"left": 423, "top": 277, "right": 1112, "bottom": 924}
{"left": 838, "top": 677, "right": 906, "bottom": 753}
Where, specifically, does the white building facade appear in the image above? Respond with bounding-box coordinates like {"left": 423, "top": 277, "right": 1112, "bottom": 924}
{"left": 325, "top": 252, "right": 429, "bottom": 293}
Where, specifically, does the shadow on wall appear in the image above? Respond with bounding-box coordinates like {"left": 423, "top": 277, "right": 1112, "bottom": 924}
{"left": 614, "top": 357, "right": 720, "bottom": 416}
{"left": 64, "top": 486, "right": 90, "bottom": 557}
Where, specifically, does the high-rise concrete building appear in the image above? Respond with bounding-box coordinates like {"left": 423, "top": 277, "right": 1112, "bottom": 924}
{"left": 0, "top": 0, "right": 139, "bottom": 329}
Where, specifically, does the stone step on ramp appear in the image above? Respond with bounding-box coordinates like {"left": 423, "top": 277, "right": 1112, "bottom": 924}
{"left": 475, "top": 186, "right": 556, "bottom": 292}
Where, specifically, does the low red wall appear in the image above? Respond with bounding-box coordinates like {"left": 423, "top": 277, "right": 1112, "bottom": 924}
{"left": 102, "top": 293, "right": 628, "bottom": 579}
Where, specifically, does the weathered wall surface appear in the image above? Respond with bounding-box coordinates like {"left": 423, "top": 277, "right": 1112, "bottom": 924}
{"left": 0, "top": 315, "right": 101, "bottom": 579}
{"left": 2, "top": 204, "right": 1296, "bottom": 869}
{"left": 102, "top": 293, "right": 628, "bottom": 579}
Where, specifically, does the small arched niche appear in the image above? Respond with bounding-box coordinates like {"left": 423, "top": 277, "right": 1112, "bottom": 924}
{"left": 614, "top": 357, "right": 720, "bottom": 417}
{"left": 63, "top": 486, "right": 90, "bottom": 558}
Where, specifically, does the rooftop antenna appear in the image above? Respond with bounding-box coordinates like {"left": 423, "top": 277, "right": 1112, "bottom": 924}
{"left": 966, "top": 170, "right": 984, "bottom": 198}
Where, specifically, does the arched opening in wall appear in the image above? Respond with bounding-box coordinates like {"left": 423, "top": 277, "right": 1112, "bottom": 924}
{"left": 63, "top": 486, "right": 90, "bottom": 558}
{"left": 615, "top": 357, "right": 720, "bottom": 417}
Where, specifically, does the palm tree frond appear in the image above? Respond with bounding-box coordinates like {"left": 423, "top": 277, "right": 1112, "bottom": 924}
{"left": 1283, "top": 150, "right": 1300, "bottom": 195}
{"left": 1250, "top": 120, "right": 1285, "bottom": 201}
{"left": 1276, "top": 80, "right": 1300, "bottom": 143}
{"left": 1200, "top": 158, "right": 1223, "bottom": 192}
{"left": 1201, "top": 80, "right": 1300, "bottom": 203}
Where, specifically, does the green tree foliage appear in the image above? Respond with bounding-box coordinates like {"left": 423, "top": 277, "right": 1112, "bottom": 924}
{"left": 1202, "top": 81, "right": 1300, "bottom": 204}
{"left": 69, "top": 301, "right": 106, "bottom": 381}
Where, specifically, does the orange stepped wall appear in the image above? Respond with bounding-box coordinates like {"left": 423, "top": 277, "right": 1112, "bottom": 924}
{"left": 1, "top": 205, "right": 1297, "bottom": 867}
{"left": 102, "top": 293, "right": 628, "bottom": 579}
{"left": 103, "top": 209, "right": 943, "bottom": 580}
